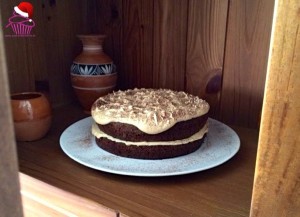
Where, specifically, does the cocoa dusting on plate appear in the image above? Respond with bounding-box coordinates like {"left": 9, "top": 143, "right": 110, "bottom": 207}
{"left": 77, "top": 132, "right": 93, "bottom": 148}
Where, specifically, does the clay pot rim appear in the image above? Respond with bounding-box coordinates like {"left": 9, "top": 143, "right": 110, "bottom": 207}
{"left": 70, "top": 72, "right": 118, "bottom": 78}
{"left": 11, "top": 91, "right": 44, "bottom": 101}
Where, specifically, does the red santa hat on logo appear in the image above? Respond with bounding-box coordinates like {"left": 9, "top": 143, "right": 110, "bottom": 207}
{"left": 14, "top": 2, "right": 33, "bottom": 22}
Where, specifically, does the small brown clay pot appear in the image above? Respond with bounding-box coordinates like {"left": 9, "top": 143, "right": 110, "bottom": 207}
{"left": 71, "top": 73, "right": 117, "bottom": 113}
{"left": 11, "top": 92, "right": 52, "bottom": 142}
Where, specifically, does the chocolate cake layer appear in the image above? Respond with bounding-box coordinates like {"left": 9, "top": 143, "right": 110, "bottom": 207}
{"left": 91, "top": 88, "right": 210, "bottom": 160}
{"left": 95, "top": 135, "right": 206, "bottom": 159}
{"left": 98, "top": 113, "right": 208, "bottom": 142}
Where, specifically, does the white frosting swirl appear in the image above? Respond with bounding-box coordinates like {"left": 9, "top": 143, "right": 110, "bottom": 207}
{"left": 91, "top": 88, "right": 210, "bottom": 134}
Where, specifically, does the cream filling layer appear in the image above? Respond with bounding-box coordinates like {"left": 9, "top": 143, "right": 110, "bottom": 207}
{"left": 92, "top": 123, "right": 208, "bottom": 146}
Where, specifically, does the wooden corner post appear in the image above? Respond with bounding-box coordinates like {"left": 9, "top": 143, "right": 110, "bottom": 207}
{"left": 250, "top": 0, "right": 300, "bottom": 216}
{"left": 0, "top": 12, "right": 23, "bottom": 217}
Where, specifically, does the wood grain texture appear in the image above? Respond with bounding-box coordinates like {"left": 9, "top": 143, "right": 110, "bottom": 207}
{"left": 0, "top": 1, "right": 35, "bottom": 93}
{"left": 1, "top": 1, "right": 94, "bottom": 106}
{"left": 250, "top": 0, "right": 300, "bottom": 216}
{"left": 44, "top": 0, "right": 91, "bottom": 106}
{"left": 121, "top": 0, "right": 154, "bottom": 89}
{"left": 220, "top": 0, "right": 275, "bottom": 128}
{"left": 90, "top": 0, "right": 123, "bottom": 88}
{"left": 0, "top": 16, "right": 23, "bottom": 217}
{"left": 152, "top": 0, "right": 188, "bottom": 90}
{"left": 24, "top": 1, "right": 48, "bottom": 84}
{"left": 186, "top": 0, "right": 228, "bottom": 118}
{"left": 1, "top": 0, "right": 273, "bottom": 128}
{"left": 20, "top": 173, "right": 118, "bottom": 217}
{"left": 17, "top": 103, "right": 259, "bottom": 217}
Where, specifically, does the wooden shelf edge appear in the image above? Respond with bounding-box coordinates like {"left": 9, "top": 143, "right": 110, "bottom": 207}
{"left": 19, "top": 173, "right": 118, "bottom": 217}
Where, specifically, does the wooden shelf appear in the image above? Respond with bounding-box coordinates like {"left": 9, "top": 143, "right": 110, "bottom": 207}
{"left": 17, "top": 103, "right": 259, "bottom": 217}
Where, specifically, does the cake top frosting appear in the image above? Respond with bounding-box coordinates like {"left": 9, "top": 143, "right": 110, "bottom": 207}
{"left": 91, "top": 88, "right": 209, "bottom": 134}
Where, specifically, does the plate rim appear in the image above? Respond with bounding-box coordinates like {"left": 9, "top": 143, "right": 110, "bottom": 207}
{"left": 60, "top": 117, "right": 240, "bottom": 177}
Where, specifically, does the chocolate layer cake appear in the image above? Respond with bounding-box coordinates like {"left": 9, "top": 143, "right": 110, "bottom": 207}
{"left": 91, "top": 88, "right": 210, "bottom": 159}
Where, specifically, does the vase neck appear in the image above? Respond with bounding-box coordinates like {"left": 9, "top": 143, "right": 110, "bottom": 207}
{"left": 82, "top": 44, "right": 103, "bottom": 53}
{"left": 78, "top": 35, "right": 106, "bottom": 54}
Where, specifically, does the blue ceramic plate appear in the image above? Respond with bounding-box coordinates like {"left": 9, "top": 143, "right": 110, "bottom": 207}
{"left": 60, "top": 117, "right": 240, "bottom": 177}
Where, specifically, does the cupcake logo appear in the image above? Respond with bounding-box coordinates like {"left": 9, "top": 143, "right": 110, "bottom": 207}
{"left": 5, "top": 2, "right": 35, "bottom": 37}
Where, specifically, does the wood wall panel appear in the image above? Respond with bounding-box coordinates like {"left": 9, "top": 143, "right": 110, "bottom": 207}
{"left": 121, "top": 0, "right": 154, "bottom": 89}
{"left": 152, "top": 0, "right": 188, "bottom": 90}
{"left": 25, "top": 1, "right": 48, "bottom": 84}
{"left": 0, "top": 1, "right": 35, "bottom": 93}
{"left": 250, "top": 0, "right": 300, "bottom": 216}
{"left": 1, "top": 1, "right": 93, "bottom": 106}
{"left": 44, "top": 0, "right": 91, "bottom": 106}
{"left": 1, "top": 0, "right": 274, "bottom": 128}
{"left": 220, "top": 0, "right": 275, "bottom": 128}
{"left": 186, "top": 0, "right": 229, "bottom": 118}
{"left": 0, "top": 15, "right": 23, "bottom": 216}
{"left": 90, "top": 0, "right": 123, "bottom": 88}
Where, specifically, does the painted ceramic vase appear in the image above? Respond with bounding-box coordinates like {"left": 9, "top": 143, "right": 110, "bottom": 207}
{"left": 70, "top": 34, "right": 117, "bottom": 113}
{"left": 11, "top": 92, "right": 52, "bottom": 141}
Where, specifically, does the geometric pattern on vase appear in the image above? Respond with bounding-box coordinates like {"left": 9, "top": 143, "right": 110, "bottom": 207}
{"left": 71, "top": 63, "right": 116, "bottom": 75}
